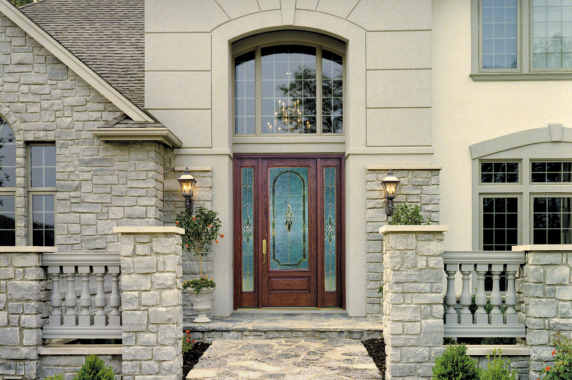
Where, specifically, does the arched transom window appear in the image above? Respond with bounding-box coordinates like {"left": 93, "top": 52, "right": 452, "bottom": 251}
{"left": 234, "top": 37, "right": 344, "bottom": 135}
{"left": 0, "top": 116, "right": 16, "bottom": 246}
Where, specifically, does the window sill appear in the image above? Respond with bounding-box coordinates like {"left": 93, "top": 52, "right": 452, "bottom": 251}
{"left": 233, "top": 136, "right": 345, "bottom": 144}
{"left": 471, "top": 72, "right": 572, "bottom": 81}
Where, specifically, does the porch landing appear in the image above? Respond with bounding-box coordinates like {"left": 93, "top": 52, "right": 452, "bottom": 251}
{"left": 184, "top": 312, "right": 383, "bottom": 342}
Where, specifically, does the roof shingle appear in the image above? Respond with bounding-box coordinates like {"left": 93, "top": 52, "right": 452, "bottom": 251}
{"left": 21, "top": 0, "right": 144, "bottom": 108}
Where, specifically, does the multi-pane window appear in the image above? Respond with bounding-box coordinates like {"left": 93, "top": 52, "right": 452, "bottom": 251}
{"left": 0, "top": 117, "right": 16, "bottom": 246}
{"left": 234, "top": 43, "right": 344, "bottom": 135}
{"left": 532, "top": 0, "right": 572, "bottom": 69}
{"left": 532, "top": 161, "right": 572, "bottom": 182}
{"left": 482, "top": 0, "right": 519, "bottom": 69}
{"left": 29, "top": 145, "right": 56, "bottom": 247}
{"left": 475, "top": 0, "right": 572, "bottom": 75}
{"left": 482, "top": 197, "right": 519, "bottom": 251}
{"left": 533, "top": 197, "right": 572, "bottom": 243}
{"left": 481, "top": 162, "right": 520, "bottom": 183}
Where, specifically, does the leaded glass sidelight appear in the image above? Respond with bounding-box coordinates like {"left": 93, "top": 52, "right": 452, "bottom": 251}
{"left": 269, "top": 167, "right": 308, "bottom": 270}
{"left": 242, "top": 168, "right": 254, "bottom": 291}
{"left": 324, "top": 167, "right": 336, "bottom": 291}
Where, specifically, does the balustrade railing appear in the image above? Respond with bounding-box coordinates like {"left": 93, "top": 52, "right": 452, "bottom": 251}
{"left": 443, "top": 251, "right": 526, "bottom": 338}
{"left": 42, "top": 253, "right": 122, "bottom": 339}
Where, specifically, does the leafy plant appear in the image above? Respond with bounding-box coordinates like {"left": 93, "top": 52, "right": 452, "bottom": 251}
{"left": 183, "top": 330, "right": 196, "bottom": 354}
{"left": 432, "top": 344, "right": 481, "bottom": 380}
{"left": 388, "top": 204, "right": 429, "bottom": 225}
{"left": 10, "top": 0, "right": 34, "bottom": 7}
{"left": 183, "top": 276, "right": 216, "bottom": 295}
{"left": 377, "top": 285, "right": 383, "bottom": 297}
{"left": 176, "top": 207, "right": 223, "bottom": 278}
{"left": 44, "top": 375, "right": 64, "bottom": 380}
{"left": 480, "top": 349, "right": 518, "bottom": 380}
{"left": 540, "top": 332, "right": 572, "bottom": 380}
{"left": 73, "top": 355, "right": 116, "bottom": 380}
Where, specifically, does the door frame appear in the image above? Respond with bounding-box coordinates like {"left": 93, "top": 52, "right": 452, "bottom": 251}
{"left": 233, "top": 154, "right": 346, "bottom": 309}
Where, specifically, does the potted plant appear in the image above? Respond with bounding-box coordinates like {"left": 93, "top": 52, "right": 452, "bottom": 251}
{"left": 176, "top": 207, "right": 223, "bottom": 323}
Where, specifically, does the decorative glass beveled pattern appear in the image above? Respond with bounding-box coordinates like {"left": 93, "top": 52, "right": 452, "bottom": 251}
{"left": 242, "top": 168, "right": 254, "bottom": 291}
{"left": 481, "top": 0, "right": 518, "bottom": 69}
{"left": 324, "top": 167, "right": 336, "bottom": 291}
{"left": 532, "top": 0, "right": 572, "bottom": 69}
{"left": 269, "top": 167, "right": 308, "bottom": 270}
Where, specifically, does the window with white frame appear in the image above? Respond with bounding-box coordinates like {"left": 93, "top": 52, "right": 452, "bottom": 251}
{"left": 0, "top": 116, "right": 16, "bottom": 246}
{"left": 234, "top": 41, "right": 344, "bottom": 135}
{"left": 473, "top": 0, "right": 572, "bottom": 77}
{"left": 29, "top": 144, "right": 56, "bottom": 247}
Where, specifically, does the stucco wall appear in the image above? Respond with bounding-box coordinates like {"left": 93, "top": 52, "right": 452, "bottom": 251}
{"left": 0, "top": 14, "right": 170, "bottom": 253}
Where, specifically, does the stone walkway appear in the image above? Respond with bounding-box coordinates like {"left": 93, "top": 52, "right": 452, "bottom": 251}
{"left": 186, "top": 339, "right": 383, "bottom": 379}
{"left": 185, "top": 313, "right": 383, "bottom": 341}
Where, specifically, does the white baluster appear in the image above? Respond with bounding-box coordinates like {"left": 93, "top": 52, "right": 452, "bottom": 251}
{"left": 78, "top": 266, "right": 92, "bottom": 327}
{"left": 108, "top": 266, "right": 121, "bottom": 326}
{"left": 460, "top": 264, "right": 473, "bottom": 324}
{"left": 93, "top": 266, "right": 107, "bottom": 326}
{"left": 474, "top": 264, "right": 489, "bottom": 325}
{"left": 48, "top": 266, "right": 63, "bottom": 327}
{"left": 63, "top": 266, "right": 78, "bottom": 326}
{"left": 490, "top": 264, "right": 504, "bottom": 325}
{"left": 505, "top": 264, "right": 519, "bottom": 325}
{"left": 445, "top": 264, "right": 458, "bottom": 324}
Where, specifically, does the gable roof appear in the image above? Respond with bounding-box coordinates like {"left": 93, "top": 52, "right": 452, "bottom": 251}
{"left": 20, "top": 0, "right": 144, "bottom": 109}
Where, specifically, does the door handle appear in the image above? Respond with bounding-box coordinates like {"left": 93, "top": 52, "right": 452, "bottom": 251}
{"left": 263, "top": 239, "right": 267, "bottom": 264}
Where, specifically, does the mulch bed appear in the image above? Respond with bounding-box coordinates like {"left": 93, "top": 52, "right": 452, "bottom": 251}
{"left": 183, "top": 342, "right": 211, "bottom": 378}
{"left": 363, "top": 338, "right": 386, "bottom": 378}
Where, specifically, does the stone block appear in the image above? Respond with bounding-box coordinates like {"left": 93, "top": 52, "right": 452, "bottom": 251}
{"left": 121, "top": 275, "right": 151, "bottom": 291}
{"left": 391, "top": 305, "right": 421, "bottom": 321}
{"left": 152, "top": 273, "right": 176, "bottom": 289}
{"left": 122, "top": 311, "right": 148, "bottom": 332}
{"left": 152, "top": 237, "right": 178, "bottom": 254}
{"left": 123, "top": 347, "right": 152, "bottom": 361}
{"left": 402, "top": 347, "right": 430, "bottom": 363}
{"left": 388, "top": 234, "right": 416, "bottom": 250}
{"left": 546, "top": 267, "right": 570, "bottom": 285}
{"left": 134, "top": 257, "right": 157, "bottom": 274}
{"left": 529, "top": 253, "right": 562, "bottom": 265}
{"left": 149, "top": 307, "right": 179, "bottom": 324}
{"left": 528, "top": 299, "right": 557, "bottom": 318}
{"left": 0, "top": 327, "right": 20, "bottom": 345}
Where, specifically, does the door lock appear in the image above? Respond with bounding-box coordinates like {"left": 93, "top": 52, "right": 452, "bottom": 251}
{"left": 263, "top": 239, "right": 267, "bottom": 264}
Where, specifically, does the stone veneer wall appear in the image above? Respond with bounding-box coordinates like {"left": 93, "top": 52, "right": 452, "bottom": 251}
{"left": 39, "top": 355, "right": 121, "bottom": 380}
{"left": 118, "top": 228, "right": 184, "bottom": 380}
{"left": 516, "top": 246, "right": 572, "bottom": 379}
{"left": 381, "top": 227, "right": 446, "bottom": 380}
{"left": 0, "top": 14, "right": 169, "bottom": 253}
{"left": 366, "top": 169, "right": 441, "bottom": 319}
{"left": 0, "top": 250, "right": 46, "bottom": 380}
{"left": 164, "top": 168, "right": 213, "bottom": 320}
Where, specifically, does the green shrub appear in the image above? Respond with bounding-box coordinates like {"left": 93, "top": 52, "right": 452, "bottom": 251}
{"left": 44, "top": 375, "right": 64, "bottom": 380}
{"left": 388, "top": 204, "right": 429, "bottom": 225}
{"left": 432, "top": 344, "right": 480, "bottom": 380}
{"left": 73, "top": 355, "right": 116, "bottom": 380}
{"left": 480, "top": 349, "right": 518, "bottom": 380}
{"left": 541, "top": 332, "right": 572, "bottom": 380}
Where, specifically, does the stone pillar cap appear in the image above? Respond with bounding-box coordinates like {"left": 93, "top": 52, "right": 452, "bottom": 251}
{"left": 379, "top": 225, "right": 449, "bottom": 234}
{"left": 512, "top": 244, "right": 572, "bottom": 252}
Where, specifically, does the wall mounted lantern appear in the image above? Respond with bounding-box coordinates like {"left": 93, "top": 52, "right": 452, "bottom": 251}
{"left": 177, "top": 167, "right": 197, "bottom": 213}
{"left": 381, "top": 171, "right": 400, "bottom": 216}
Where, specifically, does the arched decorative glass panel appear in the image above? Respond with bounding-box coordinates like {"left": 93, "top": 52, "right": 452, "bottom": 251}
{"left": 324, "top": 167, "right": 337, "bottom": 291}
{"left": 234, "top": 42, "right": 344, "bottom": 136}
{"left": 241, "top": 167, "right": 254, "bottom": 291}
{"left": 0, "top": 116, "right": 16, "bottom": 188}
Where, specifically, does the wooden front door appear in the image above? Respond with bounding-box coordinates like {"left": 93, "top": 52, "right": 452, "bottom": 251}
{"left": 234, "top": 155, "right": 344, "bottom": 309}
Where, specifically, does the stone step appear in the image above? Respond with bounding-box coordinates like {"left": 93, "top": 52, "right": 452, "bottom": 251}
{"left": 184, "top": 313, "right": 383, "bottom": 342}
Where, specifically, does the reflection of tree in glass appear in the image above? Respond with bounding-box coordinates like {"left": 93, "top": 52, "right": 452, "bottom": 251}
{"left": 0, "top": 130, "right": 14, "bottom": 190}
{"left": 276, "top": 67, "right": 343, "bottom": 133}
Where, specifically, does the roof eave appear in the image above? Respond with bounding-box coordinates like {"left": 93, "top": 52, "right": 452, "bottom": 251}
{"left": 91, "top": 128, "right": 183, "bottom": 148}
{"left": 0, "top": 0, "right": 153, "bottom": 123}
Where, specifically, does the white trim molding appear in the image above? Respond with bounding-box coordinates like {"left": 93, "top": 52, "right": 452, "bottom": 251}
{"left": 91, "top": 128, "right": 183, "bottom": 148}
{"left": 367, "top": 165, "right": 442, "bottom": 171}
{"left": 465, "top": 345, "right": 530, "bottom": 356}
{"left": 512, "top": 244, "right": 572, "bottom": 252}
{"left": 379, "top": 225, "right": 449, "bottom": 234}
{"left": 0, "top": 0, "right": 153, "bottom": 122}
{"left": 0, "top": 246, "right": 57, "bottom": 253}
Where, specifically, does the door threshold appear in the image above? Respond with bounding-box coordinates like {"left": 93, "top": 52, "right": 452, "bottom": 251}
{"left": 236, "top": 307, "right": 346, "bottom": 314}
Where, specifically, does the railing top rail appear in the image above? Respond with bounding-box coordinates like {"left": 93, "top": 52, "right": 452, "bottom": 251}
{"left": 443, "top": 251, "right": 526, "bottom": 265}
{"left": 42, "top": 252, "right": 121, "bottom": 267}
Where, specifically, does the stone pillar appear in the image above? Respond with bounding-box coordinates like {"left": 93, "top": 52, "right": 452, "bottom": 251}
{"left": 380, "top": 225, "right": 448, "bottom": 380}
{"left": 514, "top": 245, "right": 572, "bottom": 380}
{"left": 0, "top": 248, "right": 51, "bottom": 380}
{"left": 116, "top": 227, "right": 185, "bottom": 380}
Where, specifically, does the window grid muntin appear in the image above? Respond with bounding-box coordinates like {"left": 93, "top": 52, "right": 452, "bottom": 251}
{"left": 235, "top": 51, "right": 256, "bottom": 135}
{"left": 482, "top": 196, "right": 519, "bottom": 251}
{"left": 0, "top": 194, "right": 15, "bottom": 246}
{"left": 31, "top": 193, "right": 55, "bottom": 247}
{"left": 531, "top": 0, "right": 572, "bottom": 69}
{"left": 233, "top": 42, "right": 344, "bottom": 137}
{"left": 481, "top": 161, "right": 520, "bottom": 183}
{"left": 30, "top": 145, "right": 56, "bottom": 188}
{"left": 28, "top": 143, "right": 56, "bottom": 247}
{"left": 321, "top": 51, "right": 343, "bottom": 134}
{"left": 481, "top": 0, "right": 519, "bottom": 70}
{"left": 531, "top": 161, "right": 572, "bottom": 182}
{"left": 532, "top": 196, "right": 572, "bottom": 244}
